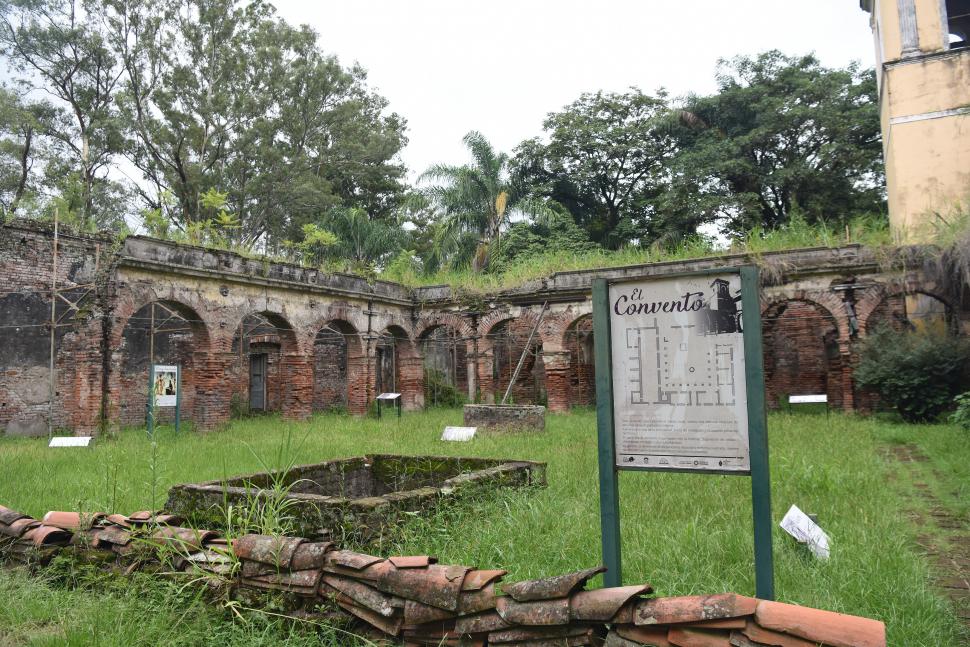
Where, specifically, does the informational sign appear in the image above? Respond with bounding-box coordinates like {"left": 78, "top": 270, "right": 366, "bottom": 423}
{"left": 49, "top": 436, "right": 94, "bottom": 448}
{"left": 608, "top": 273, "right": 750, "bottom": 473}
{"left": 780, "top": 504, "right": 830, "bottom": 560}
{"left": 593, "top": 266, "right": 774, "bottom": 599}
{"left": 441, "top": 426, "right": 477, "bottom": 442}
{"left": 152, "top": 365, "right": 179, "bottom": 407}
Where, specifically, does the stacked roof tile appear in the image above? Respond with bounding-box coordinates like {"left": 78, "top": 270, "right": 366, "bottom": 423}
{"left": 0, "top": 504, "right": 886, "bottom": 647}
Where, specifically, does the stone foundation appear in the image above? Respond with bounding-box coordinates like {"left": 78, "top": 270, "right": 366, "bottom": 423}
{"left": 164, "top": 454, "right": 546, "bottom": 542}
{"left": 463, "top": 404, "right": 546, "bottom": 432}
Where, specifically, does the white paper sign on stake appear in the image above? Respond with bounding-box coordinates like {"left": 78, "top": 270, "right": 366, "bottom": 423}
{"left": 780, "top": 504, "right": 830, "bottom": 560}
{"left": 441, "top": 426, "right": 477, "bottom": 442}
{"left": 49, "top": 436, "right": 94, "bottom": 448}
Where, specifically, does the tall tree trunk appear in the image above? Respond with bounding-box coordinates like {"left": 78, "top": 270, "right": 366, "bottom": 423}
{"left": 10, "top": 125, "right": 32, "bottom": 215}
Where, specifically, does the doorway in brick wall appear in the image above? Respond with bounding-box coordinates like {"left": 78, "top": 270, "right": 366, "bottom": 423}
{"left": 249, "top": 353, "right": 267, "bottom": 412}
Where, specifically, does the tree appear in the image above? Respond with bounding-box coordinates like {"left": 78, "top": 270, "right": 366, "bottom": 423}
{"left": 108, "top": 0, "right": 407, "bottom": 248}
{"left": 0, "top": 87, "right": 53, "bottom": 218}
{"left": 673, "top": 51, "right": 884, "bottom": 234}
{"left": 513, "top": 90, "right": 676, "bottom": 249}
{"left": 420, "top": 131, "right": 526, "bottom": 271}
{"left": 311, "top": 206, "right": 406, "bottom": 272}
{"left": 0, "top": 0, "right": 128, "bottom": 230}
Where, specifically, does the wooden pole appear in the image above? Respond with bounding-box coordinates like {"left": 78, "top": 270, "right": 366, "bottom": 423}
{"left": 48, "top": 208, "right": 58, "bottom": 439}
{"left": 501, "top": 302, "right": 547, "bottom": 405}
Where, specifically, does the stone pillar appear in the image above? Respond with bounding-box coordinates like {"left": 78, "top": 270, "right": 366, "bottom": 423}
{"left": 542, "top": 350, "right": 572, "bottom": 413}
{"left": 466, "top": 338, "right": 479, "bottom": 403}
{"left": 839, "top": 341, "right": 855, "bottom": 413}
{"left": 398, "top": 354, "right": 424, "bottom": 411}
{"left": 476, "top": 347, "right": 495, "bottom": 404}
{"left": 281, "top": 354, "right": 313, "bottom": 421}
{"left": 193, "top": 351, "right": 235, "bottom": 431}
{"left": 346, "top": 350, "right": 376, "bottom": 415}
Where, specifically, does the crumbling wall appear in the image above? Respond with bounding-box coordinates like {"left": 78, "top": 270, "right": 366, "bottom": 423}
{"left": 0, "top": 222, "right": 109, "bottom": 436}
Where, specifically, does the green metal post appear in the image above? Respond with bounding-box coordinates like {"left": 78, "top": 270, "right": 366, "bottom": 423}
{"left": 592, "top": 278, "right": 622, "bottom": 587}
{"left": 740, "top": 265, "right": 774, "bottom": 600}
{"left": 174, "top": 366, "right": 181, "bottom": 435}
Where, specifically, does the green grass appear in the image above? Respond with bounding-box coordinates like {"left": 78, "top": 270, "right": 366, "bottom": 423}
{"left": 0, "top": 409, "right": 966, "bottom": 646}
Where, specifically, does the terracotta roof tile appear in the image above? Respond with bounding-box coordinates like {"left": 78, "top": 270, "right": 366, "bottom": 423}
{"left": 389, "top": 555, "right": 436, "bottom": 569}
{"left": 241, "top": 568, "right": 321, "bottom": 596}
{"left": 404, "top": 598, "right": 456, "bottom": 625}
{"left": 325, "top": 549, "right": 384, "bottom": 570}
{"left": 0, "top": 517, "right": 40, "bottom": 538}
{"left": 495, "top": 595, "right": 571, "bottom": 626}
{"left": 289, "top": 541, "right": 334, "bottom": 570}
{"left": 42, "top": 511, "right": 105, "bottom": 530}
{"left": 636, "top": 594, "right": 759, "bottom": 625}
{"left": 616, "top": 624, "right": 673, "bottom": 646}
{"left": 232, "top": 534, "right": 304, "bottom": 570}
{"left": 667, "top": 626, "right": 732, "bottom": 647}
{"left": 461, "top": 568, "right": 507, "bottom": 592}
{"left": 456, "top": 582, "right": 500, "bottom": 615}
{"left": 150, "top": 526, "right": 218, "bottom": 553}
{"left": 0, "top": 507, "right": 28, "bottom": 526}
{"left": 569, "top": 584, "right": 652, "bottom": 621}
{"left": 321, "top": 575, "right": 400, "bottom": 617}
{"left": 23, "top": 524, "right": 72, "bottom": 546}
{"left": 502, "top": 566, "right": 606, "bottom": 602}
{"left": 336, "top": 596, "right": 404, "bottom": 636}
{"left": 605, "top": 629, "right": 650, "bottom": 647}
{"left": 378, "top": 563, "right": 470, "bottom": 612}
{"left": 754, "top": 600, "right": 886, "bottom": 647}
{"left": 738, "top": 620, "right": 820, "bottom": 646}
{"left": 453, "top": 610, "right": 511, "bottom": 635}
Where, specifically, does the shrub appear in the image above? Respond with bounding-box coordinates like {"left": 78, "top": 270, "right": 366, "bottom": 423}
{"left": 854, "top": 326, "right": 970, "bottom": 422}
{"left": 423, "top": 368, "right": 466, "bottom": 407}
{"left": 952, "top": 392, "right": 970, "bottom": 429}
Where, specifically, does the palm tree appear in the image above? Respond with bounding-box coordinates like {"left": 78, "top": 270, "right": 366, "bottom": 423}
{"left": 419, "top": 131, "right": 518, "bottom": 272}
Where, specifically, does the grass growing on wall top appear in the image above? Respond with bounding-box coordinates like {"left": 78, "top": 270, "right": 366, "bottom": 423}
{"left": 0, "top": 408, "right": 965, "bottom": 646}
{"left": 393, "top": 214, "right": 893, "bottom": 292}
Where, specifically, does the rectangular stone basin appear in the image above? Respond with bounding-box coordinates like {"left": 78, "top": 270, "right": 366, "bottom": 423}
{"left": 164, "top": 454, "right": 546, "bottom": 542}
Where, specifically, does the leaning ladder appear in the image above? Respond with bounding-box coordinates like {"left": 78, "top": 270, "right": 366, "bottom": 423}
{"left": 501, "top": 302, "right": 548, "bottom": 405}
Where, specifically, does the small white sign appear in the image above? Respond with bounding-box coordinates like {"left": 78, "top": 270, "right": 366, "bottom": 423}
{"left": 376, "top": 392, "right": 401, "bottom": 401}
{"left": 441, "top": 426, "right": 477, "bottom": 442}
{"left": 49, "top": 436, "right": 94, "bottom": 448}
{"left": 789, "top": 394, "right": 827, "bottom": 404}
{"left": 153, "top": 364, "right": 179, "bottom": 407}
{"left": 780, "top": 504, "right": 830, "bottom": 560}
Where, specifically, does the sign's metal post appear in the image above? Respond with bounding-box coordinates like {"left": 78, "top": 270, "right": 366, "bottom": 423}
{"left": 174, "top": 365, "right": 182, "bottom": 435}
{"left": 593, "top": 278, "right": 622, "bottom": 587}
{"left": 740, "top": 265, "right": 774, "bottom": 600}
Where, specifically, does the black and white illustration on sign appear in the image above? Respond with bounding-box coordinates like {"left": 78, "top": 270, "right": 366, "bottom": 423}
{"left": 609, "top": 274, "right": 750, "bottom": 473}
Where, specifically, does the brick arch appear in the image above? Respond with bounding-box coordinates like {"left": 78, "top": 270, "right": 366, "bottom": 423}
{"left": 229, "top": 309, "right": 310, "bottom": 421}
{"left": 478, "top": 307, "right": 542, "bottom": 340}
{"left": 111, "top": 298, "right": 212, "bottom": 429}
{"left": 376, "top": 324, "right": 423, "bottom": 411}
{"left": 761, "top": 291, "right": 851, "bottom": 342}
{"left": 856, "top": 282, "right": 956, "bottom": 335}
{"left": 761, "top": 297, "right": 844, "bottom": 410}
{"left": 415, "top": 312, "right": 475, "bottom": 342}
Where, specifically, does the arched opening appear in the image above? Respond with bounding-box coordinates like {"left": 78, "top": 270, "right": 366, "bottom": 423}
{"left": 865, "top": 291, "right": 954, "bottom": 336}
{"left": 118, "top": 300, "right": 209, "bottom": 426}
{"left": 762, "top": 300, "right": 842, "bottom": 410}
{"left": 230, "top": 312, "right": 297, "bottom": 415}
{"left": 313, "top": 320, "right": 357, "bottom": 412}
{"left": 487, "top": 318, "right": 545, "bottom": 405}
{"left": 419, "top": 325, "right": 468, "bottom": 406}
{"left": 564, "top": 315, "right": 596, "bottom": 408}
{"left": 375, "top": 325, "right": 414, "bottom": 395}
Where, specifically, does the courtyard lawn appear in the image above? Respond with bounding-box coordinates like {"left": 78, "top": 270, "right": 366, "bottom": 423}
{"left": 0, "top": 409, "right": 966, "bottom": 646}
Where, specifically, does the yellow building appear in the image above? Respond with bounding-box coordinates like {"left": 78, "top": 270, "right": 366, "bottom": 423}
{"left": 861, "top": 0, "right": 970, "bottom": 240}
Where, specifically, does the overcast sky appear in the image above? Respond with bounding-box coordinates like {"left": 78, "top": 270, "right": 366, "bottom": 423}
{"left": 273, "top": 0, "right": 876, "bottom": 180}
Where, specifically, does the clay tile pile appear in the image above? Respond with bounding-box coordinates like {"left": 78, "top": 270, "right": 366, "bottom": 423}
{"left": 0, "top": 503, "right": 887, "bottom": 647}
